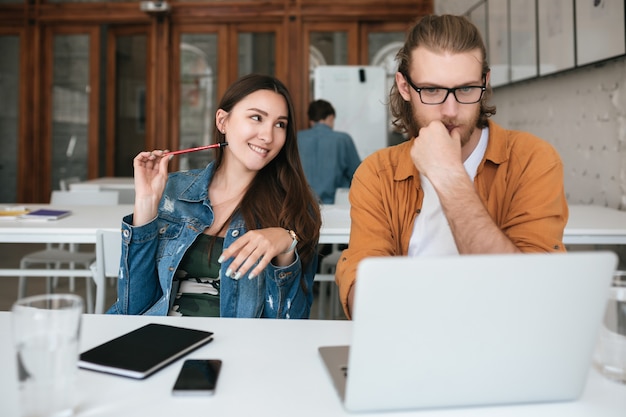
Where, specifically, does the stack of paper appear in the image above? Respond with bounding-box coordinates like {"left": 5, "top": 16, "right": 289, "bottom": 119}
{"left": 0, "top": 206, "right": 29, "bottom": 220}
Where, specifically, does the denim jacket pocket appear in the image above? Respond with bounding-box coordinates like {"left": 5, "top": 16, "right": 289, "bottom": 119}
{"left": 155, "top": 220, "right": 186, "bottom": 259}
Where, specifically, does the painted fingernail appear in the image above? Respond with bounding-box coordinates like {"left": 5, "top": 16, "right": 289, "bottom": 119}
{"left": 225, "top": 268, "right": 232, "bottom": 277}
{"left": 233, "top": 271, "right": 241, "bottom": 280}
{"left": 248, "top": 272, "right": 256, "bottom": 280}
{"left": 217, "top": 255, "right": 224, "bottom": 263}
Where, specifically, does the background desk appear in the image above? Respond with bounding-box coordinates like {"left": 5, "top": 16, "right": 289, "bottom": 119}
{"left": 0, "top": 205, "right": 133, "bottom": 278}
{"left": 1, "top": 313, "right": 625, "bottom": 417}
{"left": 0, "top": 205, "right": 346, "bottom": 279}
{"left": 564, "top": 205, "right": 626, "bottom": 245}
{"left": 320, "top": 204, "right": 626, "bottom": 246}
{"left": 1, "top": 204, "right": 625, "bottom": 278}
{"left": 0, "top": 204, "right": 346, "bottom": 245}
{"left": 2, "top": 203, "right": 624, "bottom": 246}
{"left": 0, "top": 205, "right": 132, "bottom": 245}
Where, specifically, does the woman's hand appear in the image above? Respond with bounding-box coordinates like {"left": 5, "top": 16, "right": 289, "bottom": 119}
{"left": 218, "top": 227, "right": 296, "bottom": 280}
{"left": 132, "top": 150, "right": 170, "bottom": 226}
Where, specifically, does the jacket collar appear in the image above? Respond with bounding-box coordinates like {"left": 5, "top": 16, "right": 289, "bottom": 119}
{"left": 482, "top": 120, "right": 507, "bottom": 165}
{"left": 176, "top": 161, "right": 216, "bottom": 202}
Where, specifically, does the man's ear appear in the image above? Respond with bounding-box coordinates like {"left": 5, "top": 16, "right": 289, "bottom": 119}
{"left": 395, "top": 72, "right": 412, "bottom": 102}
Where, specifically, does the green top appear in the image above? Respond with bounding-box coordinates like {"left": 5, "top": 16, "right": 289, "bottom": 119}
{"left": 169, "top": 234, "right": 223, "bottom": 317}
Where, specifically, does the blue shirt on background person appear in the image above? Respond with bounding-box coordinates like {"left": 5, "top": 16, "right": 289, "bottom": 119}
{"left": 297, "top": 100, "right": 361, "bottom": 204}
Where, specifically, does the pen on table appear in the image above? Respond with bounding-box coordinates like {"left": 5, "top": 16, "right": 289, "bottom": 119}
{"left": 163, "top": 142, "right": 228, "bottom": 156}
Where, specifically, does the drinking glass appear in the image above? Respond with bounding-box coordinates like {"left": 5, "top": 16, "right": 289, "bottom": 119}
{"left": 11, "top": 294, "right": 83, "bottom": 417}
{"left": 594, "top": 272, "right": 626, "bottom": 384}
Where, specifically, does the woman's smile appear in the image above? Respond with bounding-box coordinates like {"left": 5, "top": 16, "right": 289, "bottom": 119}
{"left": 248, "top": 143, "right": 269, "bottom": 156}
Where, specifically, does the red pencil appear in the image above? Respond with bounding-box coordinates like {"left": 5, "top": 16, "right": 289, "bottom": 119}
{"left": 164, "top": 142, "right": 228, "bottom": 156}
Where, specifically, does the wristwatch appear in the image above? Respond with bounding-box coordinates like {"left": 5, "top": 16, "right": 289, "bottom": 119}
{"left": 282, "top": 229, "right": 299, "bottom": 254}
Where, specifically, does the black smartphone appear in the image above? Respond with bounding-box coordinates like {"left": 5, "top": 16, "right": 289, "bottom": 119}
{"left": 172, "top": 359, "right": 222, "bottom": 396}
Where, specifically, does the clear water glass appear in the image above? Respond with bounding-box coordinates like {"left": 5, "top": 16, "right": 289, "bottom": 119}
{"left": 594, "top": 272, "right": 626, "bottom": 384}
{"left": 11, "top": 294, "right": 83, "bottom": 417}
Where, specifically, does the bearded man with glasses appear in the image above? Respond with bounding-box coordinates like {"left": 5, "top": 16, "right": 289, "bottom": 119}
{"left": 335, "top": 14, "right": 568, "bottom": 319}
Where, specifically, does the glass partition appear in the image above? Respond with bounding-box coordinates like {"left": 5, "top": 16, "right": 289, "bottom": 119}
{"left": 368, "top": 32, "right": 404, "bottom": 145}
{"left": 179, "top": 33, "right": 218, "bottom": 170}
{"left": 51, "top": 34, "right": 90, "bottom": 193}
{"left": 114, "top": 34, "right": 146, "bottom": 177}
{"left": 308, "top": 31, "right": 348, "bottom": 100}
{"left": 238, "top": 32, "right": 275, "bottom": 77}
{"left": 0, "top": 35, "right": 19, "bottom": 202}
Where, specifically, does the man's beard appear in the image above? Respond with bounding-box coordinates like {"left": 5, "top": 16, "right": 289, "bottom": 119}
{"left": 413, "top": 103, "right": 481, "bottom": 148}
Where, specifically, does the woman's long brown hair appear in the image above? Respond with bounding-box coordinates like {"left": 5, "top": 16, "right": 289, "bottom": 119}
{"left": 211, "top": 74, "right": 321, "bottom": 269}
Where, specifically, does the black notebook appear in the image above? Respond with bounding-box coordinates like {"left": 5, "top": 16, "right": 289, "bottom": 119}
{"left": 78, "top": 323, "right": 214, "bottom": 379}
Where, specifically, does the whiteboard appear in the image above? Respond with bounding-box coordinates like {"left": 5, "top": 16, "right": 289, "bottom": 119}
{"left": 314, "top": 66, "right": 387, "bottom": 160}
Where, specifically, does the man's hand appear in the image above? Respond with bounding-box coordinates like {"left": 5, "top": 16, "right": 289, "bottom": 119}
{"left": 410, "top": 120, "right": 464, "bottom": 182}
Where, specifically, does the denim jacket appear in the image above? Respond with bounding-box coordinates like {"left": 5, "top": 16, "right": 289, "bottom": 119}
{"left": 107, "top": 162, "right": 317, "bottom": 318}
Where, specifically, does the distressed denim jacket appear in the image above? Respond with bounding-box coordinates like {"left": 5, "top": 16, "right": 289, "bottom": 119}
{"left": 107, "top": 162, "right": 317, "bottom": 318}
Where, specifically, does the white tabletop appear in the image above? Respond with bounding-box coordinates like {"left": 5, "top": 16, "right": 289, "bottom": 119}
{"left": 1, "top": 313, "right": 625, "bottom": 417}
{"left": 0, "top": 204, "right": 348, "bottom": 277}
{"left": 0, "top": 205, "right": 133, "bottom": 244}
{"left": 317, "top": 204, "right": 626, "bottom": 246}
{"left": 563, "top": 205, "right": 626, "bottom": 245}
{"left": 0, "top": 204, "right": 625, "bottom": 246}
{"left": 0, "top": 204, "right": 348, "bottom": 245}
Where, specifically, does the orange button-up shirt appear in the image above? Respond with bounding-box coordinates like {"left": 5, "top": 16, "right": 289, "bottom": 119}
{"left": 335, "top": 120, "right": 568, "bottom": 318}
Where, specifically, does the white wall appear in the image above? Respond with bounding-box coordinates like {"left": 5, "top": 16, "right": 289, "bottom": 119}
{"left": 491, "top": 56, "right": 626, "bottom": 211}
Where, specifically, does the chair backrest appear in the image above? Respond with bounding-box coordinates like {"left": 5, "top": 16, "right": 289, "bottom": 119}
{"left": 93, "top": 229, "right": 122, "bottom": 313}
{"left": 50, "top": 190, "right": 119, "bottom": 206}
{"left": 334, "top": 188, "right": 350, "bottom": 206}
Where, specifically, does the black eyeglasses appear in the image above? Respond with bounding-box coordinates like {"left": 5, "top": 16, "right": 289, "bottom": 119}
{"left": 403, "top": 73, "right": 486, "bottom": 105}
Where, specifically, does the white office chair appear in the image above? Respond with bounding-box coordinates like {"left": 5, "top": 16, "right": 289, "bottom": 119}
{"left": 89, "top": 229, "right": 122, "bottom": 314}
{"left": 17, "top": 190, "right": 119, "bottom": 313}
{"left": 316, "top": 187, "right": 350, "bottom": 319}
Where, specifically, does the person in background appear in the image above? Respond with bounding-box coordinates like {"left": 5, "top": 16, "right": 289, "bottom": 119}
{"left": 108, "top": 74, "right": 322, "bottom": 318}
{"left": 335, "top": 14, "right": 568, "bottom": 319}
{"left": 297, "top": 99, "right": 361, "bottom": 204}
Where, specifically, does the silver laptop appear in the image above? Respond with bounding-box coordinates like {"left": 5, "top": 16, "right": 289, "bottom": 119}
{"left": 319, "top": 251, "right": 617, "bottom": 413}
